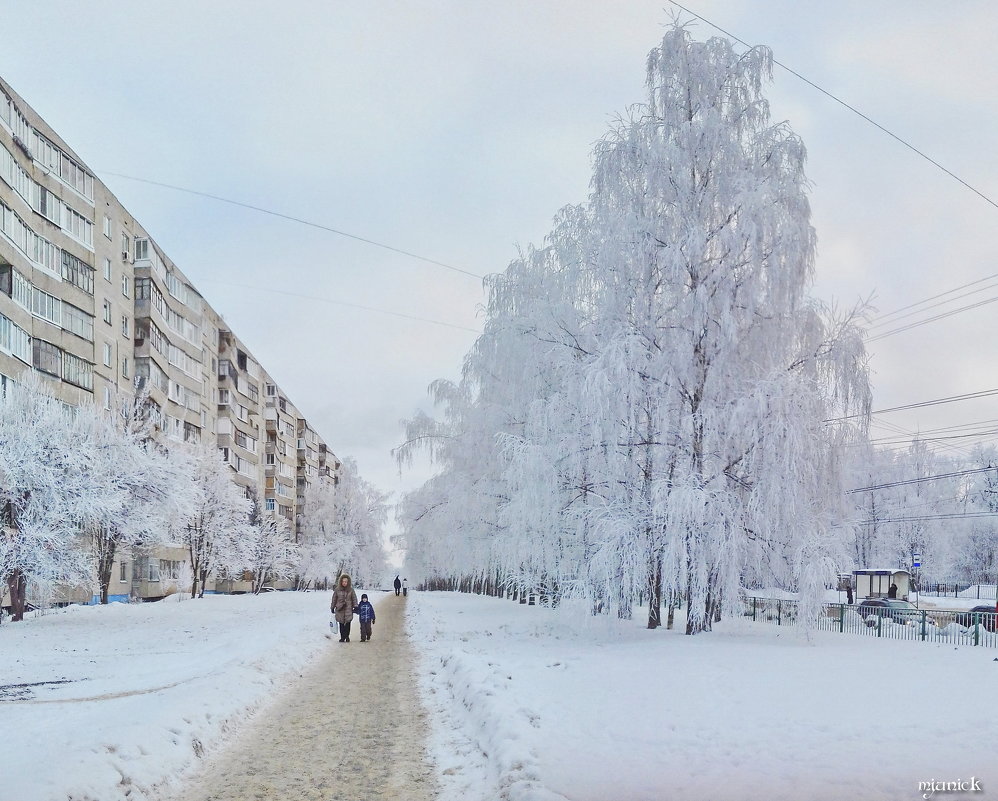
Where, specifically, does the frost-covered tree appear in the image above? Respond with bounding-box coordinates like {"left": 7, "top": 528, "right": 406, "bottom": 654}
{"left": 182, "top": 444, "right": 251, "bottom": 598}
{"left": 952, "top": 445, "right": 998, "bottom": 584}
{"left": 299, "top": 460, "right": 387, "bottom": 588}
{"left": 246, "top": 490, "right": 298, "bottom": 594}
{"left": 0, "top": 377, "right": 113, "bottom": 620}
{"left": 397, "top": 24, "right": 871, "bottom": 633}
{"left": 83, "top": 388, "right": 194, "bottom": 604}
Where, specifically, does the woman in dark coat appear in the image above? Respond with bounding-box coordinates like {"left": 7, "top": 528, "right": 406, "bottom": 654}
{"left": 331, "top": 573, "right": 358, "bottom": 642}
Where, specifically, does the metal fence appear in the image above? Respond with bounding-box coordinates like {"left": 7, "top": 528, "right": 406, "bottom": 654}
{"left": 743, "top": 597, "right": 998, "bottom": 648}
{"left": 917, "top": 584, "right": 997, "bottom": 600}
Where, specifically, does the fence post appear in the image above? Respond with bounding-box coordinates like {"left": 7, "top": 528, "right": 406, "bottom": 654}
{"left": 920, "top": 611, "right": 927, "bottom": 641}
{"left": 777, "top": 599, "right": 782, "bottom": 626}
{"left": 877, "top": 613, "right": 882, "bottom": 638}
{"left": 974, "top": 613, "right": 980, "bottom": 647}
{"left": 752, "top": 596, "right": 757, "bottom": 621}
{"left": 839, "top": 603, "right": 844, "bottom": 633}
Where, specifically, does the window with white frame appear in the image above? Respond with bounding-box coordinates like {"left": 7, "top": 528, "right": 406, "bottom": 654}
{"left": 121, "top": 357, "right": 129, "bottom": 379}
{"left": 62, "top": 303, "right": 94, "bottom": 342}
{"left": 121, "top": 315, "right": 129, "bottom": 338}
{"left": 103, "top": 342, "right": 112, "bottom": 367}
{"left": 102, "top": 299, "right": 111, "bottom": 324}
{"left": 121, "top": 275, "right": 129, "bottom": 297}
{"left": 30, "top": 287, "right": 61, "bottom": 326}
{"left": 103, "top": 257, "right": 112, "bottom": 281}
{"left": 103, "top": 385, "right": 112, "bottom": 410}
{"left": 63, "top": 352, "right": 93, "bottom": 391}
{"left": 103, "top": 216, "right": 111, "bottom": 238}
{"left": 120, "top": 232, "right": 130, "bottom": 260}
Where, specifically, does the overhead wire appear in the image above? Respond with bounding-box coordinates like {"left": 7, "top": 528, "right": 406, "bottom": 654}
{"left": 845, "top": 466, "right": 996, "bottom": 495}
{"left": 825, "top": 388, "right": 998, "bottom": 422}
{"left": 101, "top": 171, "right": 486, "bottom": 281}
{"left": 666, "top": 1, "right": 998, "bottom": 212}
{"left": 867, "top": 273, "right": 998, "bottom": 328}
{"left": 197, "top": 279, "right": 483, "bottom": 334}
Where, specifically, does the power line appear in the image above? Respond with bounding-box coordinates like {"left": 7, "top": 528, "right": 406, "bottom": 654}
{"left": 101, "top": 171, "right": 486, "bottom": 281}
{"left": 848, "top": 511, "right": 998, "bottom": 526}
{"left": 197, "top": 279, "right": 483, "bottom": 334}
{"left": 826, "top": 388, "right": 998, "bottom": 422}
{"left": 865, "top": 294, "right": 998, "bottom": 343}
{"left": 845, "top": 466, "right": 995, "bottom": 495}
{"left": 868, "top": 273, "right": 998, "bottom": 328}
{"left": 667, "top": 1, "right": 998, "bottom": 212}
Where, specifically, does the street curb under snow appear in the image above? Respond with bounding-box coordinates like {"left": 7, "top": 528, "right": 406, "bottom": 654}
{"left": 407, "top": 595, "right": 569, "bottom": 801}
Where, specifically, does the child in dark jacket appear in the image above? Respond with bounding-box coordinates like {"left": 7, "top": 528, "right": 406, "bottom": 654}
{"left": 356, "top": 594, "right": 376, "bottom": 642}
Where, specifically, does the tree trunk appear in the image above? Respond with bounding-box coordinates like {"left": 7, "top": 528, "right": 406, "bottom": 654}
{"left": 96, "top": 529, "right": 116, "bottom": 605}
{"left": 7, "top": 570, "right": 27, "bottom": 622}
{"left": 647, "top": 552, "right": 663, "bottom": 629}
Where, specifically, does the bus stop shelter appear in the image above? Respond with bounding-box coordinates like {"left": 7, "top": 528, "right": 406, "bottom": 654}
{"left": 854, "top": 569, "right": 911, "bottom": 601}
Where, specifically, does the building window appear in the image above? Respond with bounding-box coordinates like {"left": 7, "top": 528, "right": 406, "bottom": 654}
{"left": 147, "top": 559, "right": 160, "bottom": 582}
{"left": 104, "top": 386, "right": 112, "bottom": 410}
{"left": 63, "top": 303, "right": 94, "bottom": 342}
{"left": 135, "top": 277, "right": 151, "bottom": 300}
{"left": 62, "top": 352, "right": 93, "bottom": 391}
{"left": 122, "top": 315, "right": 129, "bottom": 338}
{"left": 121, "top": 276, "right": 130, "bottom": 297}
{"left": 103, "top": 257, "right": 112, "bottom": 282}
{"left": 265, "top": 498, "right": 276, "bottom": 512}
{"left": 219, "top": 388, "right": 230, "bottom": 405}
{"left": 122, "top": 357, "right": 129, "bottom": 379}
{"left": 119, "top": 560, "right": 127, "bottom": 582}
{"left": 266, "top": 453, "right": 275, "bottom": 465}
{"left": 61, "top": 250, "right": 94, "bottom": 294}
{"left": 103, "top": 342, "right": 112, "bottom": 367}
{"left": 102, "top": 299, "right": 112, "bottom": 324}
{"left": 120, "top": 232, "right": 130, "bottom": 261}
{"left": 31, "top": 339, "right": 62, "bottom": 377}
{"left": 135, "top": 238, "right": 148, "bottom": 260}
{"left": 103, "top": 215, "right": 111, "bottom": 239}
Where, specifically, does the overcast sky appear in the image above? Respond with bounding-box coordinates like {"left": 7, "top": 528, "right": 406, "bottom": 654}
{"left": 3, "top": 1, "right": 997, "bottom": 546}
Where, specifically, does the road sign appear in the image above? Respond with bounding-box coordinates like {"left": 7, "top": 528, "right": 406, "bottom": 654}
{"left": 913, "top": 552, "right": 921, "bottom": 568}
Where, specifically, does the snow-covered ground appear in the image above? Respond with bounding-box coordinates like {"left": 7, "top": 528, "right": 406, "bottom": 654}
{"left": 409, "top": 591, "right": 998, "bottom": 801}
{"left": 0, "top": 590, "right": 376, "bottom": 801}
{"left": 5, "top": 588, "right": 997, "bottom": 801}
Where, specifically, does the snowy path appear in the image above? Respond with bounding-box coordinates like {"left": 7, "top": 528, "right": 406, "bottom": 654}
{"left": 170, "top": 595, "right": 437, "bottom": 801}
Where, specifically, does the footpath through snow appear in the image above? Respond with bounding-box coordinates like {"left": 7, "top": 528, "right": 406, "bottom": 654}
{"left": 0, "top": 589, "right": 435, "bottom": 801}
{"left": 167, "top": 592, "right": 436, "bottom": 801}
{"left": 409, "top": 591, "right": 998, "bottom": 801}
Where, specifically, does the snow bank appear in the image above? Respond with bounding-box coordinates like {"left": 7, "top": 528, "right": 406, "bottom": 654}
{"left": 410, "top": 591, "right": 998, "bottom": 801}
{"left": 0, "top": 590, "right": 355, "bottom": 801}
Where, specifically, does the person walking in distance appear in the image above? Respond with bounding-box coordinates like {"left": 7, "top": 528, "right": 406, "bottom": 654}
{"left": 331, "top": 573, "right": 358, "bottom": 642}
{"left": 393, "top": 575, "right": 402, "bottom": 596}
{"left": 356, "top": 594, "right": 376, "bottom": 641}
{"left": 402, "top": 578, "right": 408, "bottom": 597}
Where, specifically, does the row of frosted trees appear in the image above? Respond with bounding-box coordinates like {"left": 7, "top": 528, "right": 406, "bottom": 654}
{"left": 396, "top": 26, "right": 872, "bottom": 633}
{"left": 0, "top": 375, "right": 386, "bottom": 622}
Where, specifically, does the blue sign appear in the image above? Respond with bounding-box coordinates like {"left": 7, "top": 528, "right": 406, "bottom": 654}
{"left": 913, "top": 552, "right": 921, "bottom": 568}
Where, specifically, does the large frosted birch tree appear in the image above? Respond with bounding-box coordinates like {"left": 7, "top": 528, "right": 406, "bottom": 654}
{"left": 398, "top": 24, "right": 870, "bottom": 632}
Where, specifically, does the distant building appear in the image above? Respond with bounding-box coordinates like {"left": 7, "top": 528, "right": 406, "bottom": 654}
{"left": 1, "top": 75, "right": 338, "bottom": 603}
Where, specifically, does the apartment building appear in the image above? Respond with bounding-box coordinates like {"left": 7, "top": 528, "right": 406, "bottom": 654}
{"left": 0, "top": 75, "right": 337, "bottom": 603}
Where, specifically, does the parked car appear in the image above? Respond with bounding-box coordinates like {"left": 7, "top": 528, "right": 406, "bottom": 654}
{"left": 954, "top": 605, "right": 998, "bottom": 632}
{"left": 857, "top": 598, "right": 922, "bottom": 624}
